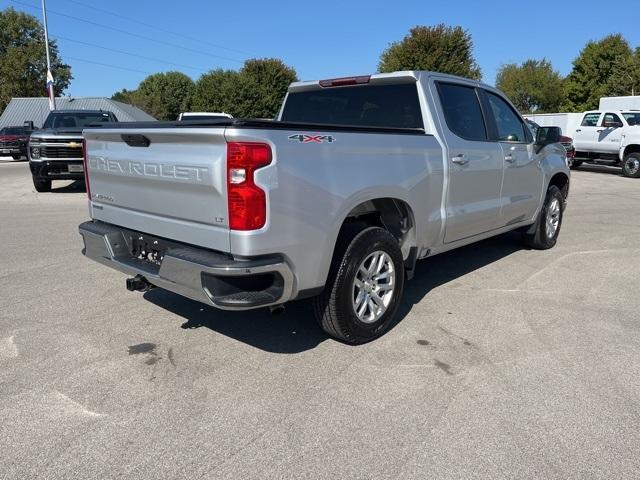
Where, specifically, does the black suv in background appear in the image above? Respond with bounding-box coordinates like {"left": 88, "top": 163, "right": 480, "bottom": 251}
{"left": 0, "top": 126, "right": 31, "bottom": 160}
{"left": 28, "top": 110, "right": 118, "bottom": 192}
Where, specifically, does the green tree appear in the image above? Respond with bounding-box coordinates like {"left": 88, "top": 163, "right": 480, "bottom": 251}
{"left": 240, "top": 58, "right": 297, "bottom": 118}
{"left": 495, "top": 59, "right": 564, "bottom": 113}
{"left": 190, "top": 69, "right": 252, "bottom": 116}
{"left": 379, "top": 24, "right": 481, "bottom": 80}
{"left": 135, "top": 71, "right": 194, "bottom": 120}
{"left": 0, "top": 7, "right": 72, "bottom": 112}
{"left": 563, "top": 34, "right": 634, "bottom": 111}
{"left": 191, "top": 59, "right": 297, "bottom": 118}
{"left": 111, "top": 88, "right": 138, "bottom": 105}
{"left": 606, "top": 47, "right": 640, "bottom": 97}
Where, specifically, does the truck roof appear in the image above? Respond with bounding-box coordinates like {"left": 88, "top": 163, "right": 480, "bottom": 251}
{"left": 288, "top": 70, "right": 490, "bottom": 93}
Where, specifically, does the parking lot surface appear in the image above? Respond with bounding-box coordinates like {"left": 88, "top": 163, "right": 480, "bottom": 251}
{"left": 1, "top": 159, "right": 640, "bottom": 479}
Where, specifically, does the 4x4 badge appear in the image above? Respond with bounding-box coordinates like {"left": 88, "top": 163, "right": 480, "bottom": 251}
{"left": 288, "top": 134, "right": 336, "bottom": 144}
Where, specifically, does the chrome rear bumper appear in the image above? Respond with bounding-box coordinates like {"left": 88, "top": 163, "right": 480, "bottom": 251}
{"left": 78, "top": 221, "right": 294, "bottom": 310}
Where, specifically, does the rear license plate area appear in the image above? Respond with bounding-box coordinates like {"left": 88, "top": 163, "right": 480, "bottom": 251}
{"left": 130, "top": 233, "right": 168, "bottom": 267}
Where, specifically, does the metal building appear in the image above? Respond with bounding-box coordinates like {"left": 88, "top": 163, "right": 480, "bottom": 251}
{"left": 0, "top": 97, "right": 156, "bottom": 128}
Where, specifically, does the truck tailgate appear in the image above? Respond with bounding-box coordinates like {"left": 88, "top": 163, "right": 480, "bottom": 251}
{"left": 84, "top": 128, "right": 230, "bottom": 252}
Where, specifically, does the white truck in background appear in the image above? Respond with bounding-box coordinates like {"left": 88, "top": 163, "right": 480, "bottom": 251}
{"left": 526, "top": 110, "right": 640, "bottom": 178}
{"left": 569, "top": 110, "right": 640, "bottom": 177}
{"left": 599, "top": 96, "right": 640, "bottom": 111}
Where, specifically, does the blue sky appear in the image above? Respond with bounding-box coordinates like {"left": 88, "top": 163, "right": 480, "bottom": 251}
{"left": 3, "top": 0, "right": 640, "bottom": 98}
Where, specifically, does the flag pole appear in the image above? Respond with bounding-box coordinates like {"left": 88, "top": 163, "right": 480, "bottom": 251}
{"left": 41, "top": 0, "right": 56, "bottom": 110}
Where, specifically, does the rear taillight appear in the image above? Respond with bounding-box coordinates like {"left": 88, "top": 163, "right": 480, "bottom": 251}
{"left": 82, "top": 139, "right": 91, "bottom": 200}
{"left": 226, "top": 142, "right": 272, "bottom": 230}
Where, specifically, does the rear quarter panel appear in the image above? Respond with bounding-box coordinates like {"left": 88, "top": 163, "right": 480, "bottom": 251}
{"left": 225, "top": 128, "right": 443, "bottom": 293}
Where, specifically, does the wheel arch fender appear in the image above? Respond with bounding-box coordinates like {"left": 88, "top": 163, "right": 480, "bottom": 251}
{"left": 316, "top": 188, "right": 419, "bottom": 288}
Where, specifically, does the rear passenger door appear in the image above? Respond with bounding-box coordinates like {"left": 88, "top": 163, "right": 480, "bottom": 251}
{"left": 435, "top": 82, "right": 504, "bottom": 243}
{"left": 483, "top": 90, "right": 542, "bottom": 225}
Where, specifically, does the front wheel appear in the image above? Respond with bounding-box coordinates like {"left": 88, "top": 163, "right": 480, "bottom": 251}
{"left": 522, "top": 185, "right": 564, "bottom": 250}
{"left": 12, "top": 154, "right": 22, "bottom": 161}
{"left": 621, "top": 153, "right": 640, "bottom": 178}
{"left": 313, "top": 226, "right": 405, "bottom": 344}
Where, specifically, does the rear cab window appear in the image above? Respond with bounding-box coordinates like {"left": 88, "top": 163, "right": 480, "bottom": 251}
{"left": 581, "top": 113, "right": 601, "bottom": 127}
{"left": 280, "top": 83, "right": 424, "bottom": 129}
{"left": 436, "top": 82, "right": 487, "bottom": 141}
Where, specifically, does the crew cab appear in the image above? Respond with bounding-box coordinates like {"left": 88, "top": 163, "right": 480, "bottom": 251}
{"left": 571, "top": 110, "right": 640, "bottom": 177}
{"left": 0, "top": 126, "right": 31, "bottom": 160}
{"left": 78, "top": 71, "right": 570, "bottom": 344}
{"left": 29, "top": 109, "right": 118, "bottom": 192}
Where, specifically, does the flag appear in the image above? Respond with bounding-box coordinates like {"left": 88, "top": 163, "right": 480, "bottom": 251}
{"left": 46, "top": 70, "right": 56, "bottom": 111}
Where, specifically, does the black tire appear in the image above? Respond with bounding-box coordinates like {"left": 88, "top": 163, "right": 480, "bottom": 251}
{"left": 313, "top": 226, "right": 405, "bottom": 344}
{"left": 621, "top": 153, "right": 640, "bottom": 178}
{"left": 569, "top": 159, "right": 582, "bottom": 169}
{"left": 11, "top": 154, "right": 22, "bottom": 160}
{"left": 32, "top": 176, "right": 51, "bottom": 192}
{"left": 523, "top": 185, "right": 564, "bottom": 250}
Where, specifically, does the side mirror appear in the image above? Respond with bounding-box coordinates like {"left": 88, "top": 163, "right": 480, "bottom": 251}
{"left": 535, "top": 126, "right": 561, "bottom": 146}
{"left": 602, "top": 120, "right": 623, "bottom": 128}
{"left": 23, "top": 120, "right": 35, "bottom": 131}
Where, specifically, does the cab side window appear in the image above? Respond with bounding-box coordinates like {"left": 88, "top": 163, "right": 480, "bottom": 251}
{"left": 437, "top": 83, "right": 487, "bottom": 141}
{"left": 486, "top": 92, "right": 527, "bottom": 142}
{"left": 603, "top": 113, "right": 622, "bottom": 125}
{"left": 581, "top": 113, "right": 601, "bottom": 127}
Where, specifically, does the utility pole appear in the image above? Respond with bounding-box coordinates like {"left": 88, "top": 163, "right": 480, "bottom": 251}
{"left": 41, "top": 0, "right": 56, "bottom": 110}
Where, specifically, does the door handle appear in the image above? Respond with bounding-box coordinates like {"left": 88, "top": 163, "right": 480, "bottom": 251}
{"left": 504, "top": 154, "right": 515, "bottom": 163}
{"left": 575, "top": 129, "right": 582, "bottom": 132}
{"left": 451, "top": 154, "right": 468, "bottom": 165}
{"left": 596, "top": 129, "right": 604, "bottom": 133}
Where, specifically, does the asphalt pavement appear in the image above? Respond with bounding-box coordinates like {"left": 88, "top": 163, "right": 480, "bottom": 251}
{"left": 1, "top": 159, "right": 640, "bottom": 479}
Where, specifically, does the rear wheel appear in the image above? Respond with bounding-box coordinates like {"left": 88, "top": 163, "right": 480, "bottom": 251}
{"left": 313, "top": 226, "right": 405, "bottom": 344}
{"left": 621, "top": 153, "right": 640, "bottom": 178}
{"left": 522, "top": 185, "right": 564, "bottom": 250}
{"left": 11, "top": 154, "right": 22, "bottom": 160}
{"left": 32, "top": 176, "right": 51, "bottom": 192}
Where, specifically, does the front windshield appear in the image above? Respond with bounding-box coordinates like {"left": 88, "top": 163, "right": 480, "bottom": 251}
{"left": 43, "top": 112, "right": 115, "bottom": 129}
{"left": 1, "top": 127, "right": 26, "bottom": 135}
{"left": 622, "top": 112, "right": 640, "bottom": 126}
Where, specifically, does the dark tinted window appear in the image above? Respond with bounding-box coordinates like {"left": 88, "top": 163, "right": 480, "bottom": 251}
{"left": 43, "top": 111, "right": 117, "bottom": 129}
{"left": 0, "top": 127, "right": 26, "bottom": 135}
{"left": 581, "top": 113, "right": 600, "bottom": 127}
{"left": 486, "top": 92, "right": 527, "bottom": 142}
{"left": 603, "top": 113, "right": 622, "bottom": 125}
{"left": 281, "top": 83, "right": 423, "bottom": 129}
{"left": 437, "top": 83, "right": 487, "bottom": 140}
{"left": 622, "top": 112, "right": 640, "bottom": 126}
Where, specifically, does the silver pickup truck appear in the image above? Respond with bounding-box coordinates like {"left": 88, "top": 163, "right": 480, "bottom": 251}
{"left": 79, "top": 71, "right": 570, "bottom": 344}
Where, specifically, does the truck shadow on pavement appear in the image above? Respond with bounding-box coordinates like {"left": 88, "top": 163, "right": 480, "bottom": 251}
{"left": 143, "top": 232, "right": 524, "bottom": 354}
{"left": 50, "top": 180, "right": 85, "bottom": 193}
